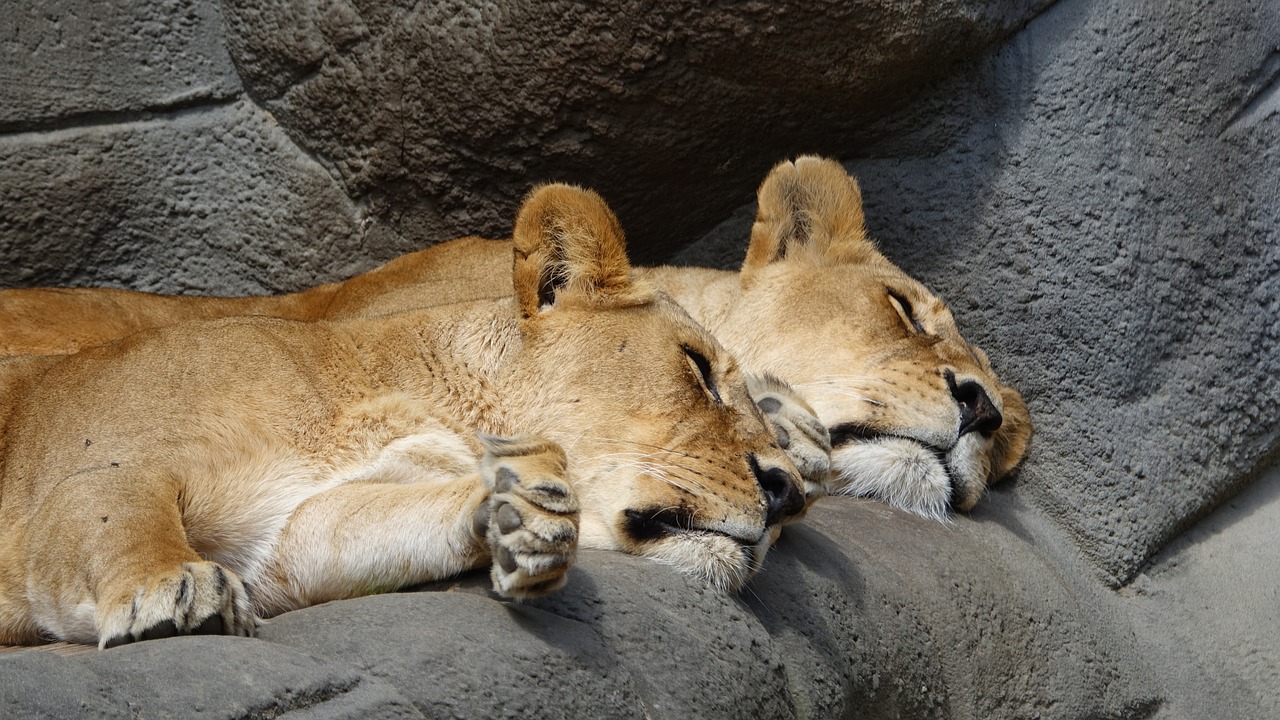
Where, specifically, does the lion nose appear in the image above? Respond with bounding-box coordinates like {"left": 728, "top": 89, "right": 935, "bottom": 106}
{"left": 948, "top": 373, "right": 1003, "bottom": 437}
{"left": 749, "top": 455, "right": 805, "bottom": 526}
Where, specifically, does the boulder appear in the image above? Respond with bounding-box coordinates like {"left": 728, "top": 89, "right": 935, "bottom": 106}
{"left": 0, "top": 100, "right": 364, "bottom": 294}
{"left": 0, "top": 494, "right": 1166, "bottom": 719}
{"left": 0, "top": 0, "right": 241, "bottom": 128}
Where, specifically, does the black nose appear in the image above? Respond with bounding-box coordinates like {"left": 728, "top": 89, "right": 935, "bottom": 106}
{"left": 947, "top": 372, "right": 1003, "bottom": 437}
{"left": 749, "top": 455, "right": 805, "bottom": 526}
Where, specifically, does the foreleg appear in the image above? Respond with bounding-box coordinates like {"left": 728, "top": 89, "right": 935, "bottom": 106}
{"left": 260, "top": 434, "right": 580, "bottom": 613}
{"left": 20, "top": 466, "right": 255, "bottom": 648}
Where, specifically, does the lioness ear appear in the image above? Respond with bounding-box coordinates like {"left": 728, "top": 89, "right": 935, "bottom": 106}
{"left": 743, "top": 155, "right": 883, "bottom": 276}
{"left": 511, "top": 183, "right": 643, "bottom": 317}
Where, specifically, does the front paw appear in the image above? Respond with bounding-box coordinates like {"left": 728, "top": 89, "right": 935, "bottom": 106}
{"left": 746, "top": 374, "right": 832, "bottom": 507}
{"left": 97, "top": 561, "right": 257, "bottom": 649}
{"left": 478, "top": 435, "right": 580, "bottom": 600}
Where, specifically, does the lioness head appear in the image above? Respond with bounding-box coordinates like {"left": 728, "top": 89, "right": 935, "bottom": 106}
{"left": 698, "top": 157, "right": 1032, "bottom": 519}
{"left": 507, "top": 185, "right": 807, "bottom": 590}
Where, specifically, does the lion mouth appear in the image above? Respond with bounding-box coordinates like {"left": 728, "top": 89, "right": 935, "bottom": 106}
{"left": 829, "top": 422, "right": 952, "bottom": 464}
{"left": 623, "top": 508, "right": 761, "bottom": 547}
{"left": 622, "top": 508, "right": 765, "bottom": 589}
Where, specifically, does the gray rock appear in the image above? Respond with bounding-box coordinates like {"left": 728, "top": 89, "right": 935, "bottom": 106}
{"left": 218, "top": 0, "right": 1055, "bottom": 264}
{"left": 1, "top": 0, "right": 1278, "bottom": 716}
{"left": 0, "top": 494, "right": 1163, "bottom": 719}
{"left": 0, "top": 0, "right": 242, "bottom": 129}
{"left": 0, "top": 100, "right": 368, "bottom": 294}
{"left": 0, "top": 636, "right": 422, "bottom": 719}
{"left": 1123, "top": 464, "right": 1280, "bottom": 719}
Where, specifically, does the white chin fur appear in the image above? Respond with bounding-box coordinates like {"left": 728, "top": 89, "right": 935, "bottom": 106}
{"left": 644, "top": 533, "right": 763, "bottom": 592}
{"left": 828, "top": 438, "right": 953, "bottom": 522}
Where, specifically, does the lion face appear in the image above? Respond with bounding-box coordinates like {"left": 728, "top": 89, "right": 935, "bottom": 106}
{"left": 506, "top": 186, "right": 807, "bottom": 590}
{"left": 690, "top": 157, "right": 1032, "bottom": 519}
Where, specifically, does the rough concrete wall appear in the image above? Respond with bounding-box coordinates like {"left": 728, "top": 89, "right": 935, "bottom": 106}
{"left": 682, "top": 0, "right": 1280, "bottom": 586}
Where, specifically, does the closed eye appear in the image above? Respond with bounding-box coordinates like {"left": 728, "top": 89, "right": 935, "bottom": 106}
{"left": 887, "top": 289, "right": 926, "bottom": 334}
{"left": 683, "top": 345, "right": 721, "bottom": 404}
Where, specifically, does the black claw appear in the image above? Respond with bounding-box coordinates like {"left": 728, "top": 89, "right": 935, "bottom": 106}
{"left": 192, "top": 614, "right": 226, "bottom": 636}
{"left": 140, "top": 620, "right": 179, "bottom": 641}
{"left": 176, "top": 575, "right": 192, "bottom": 608}
{"left": 531, "top": 483, "right": 568, "bottom": 500}
{"left": 103, "top": 633, "right": 133, "bottom": 649}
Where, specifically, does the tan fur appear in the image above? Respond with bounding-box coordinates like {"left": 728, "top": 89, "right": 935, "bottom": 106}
{"left": 0, "top": 156, "right": 1029, "bottom": 517}
{"left": 0, "top": 185, "right": 804, "bottom": 647}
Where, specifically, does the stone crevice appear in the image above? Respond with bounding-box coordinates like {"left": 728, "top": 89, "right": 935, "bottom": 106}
{"left": 0, "top": 92, "right": 243, "bottom": 140}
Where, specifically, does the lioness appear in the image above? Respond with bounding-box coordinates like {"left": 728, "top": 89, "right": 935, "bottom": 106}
{"left": 0, "top": 156, "right": 1029, "bottom": 518}
{"left": 652, "top": 158, "right": 1032, "bottom": 519}
{"left": 0, "top": 185, "right": 807, "bottom": 648}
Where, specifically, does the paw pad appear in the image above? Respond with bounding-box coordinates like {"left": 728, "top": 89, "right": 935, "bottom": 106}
{"left": 746, "top": 375, "right": 833, "bottom": 503}
{"left": 478, "top": 434, "right": 580, "bottom": 600}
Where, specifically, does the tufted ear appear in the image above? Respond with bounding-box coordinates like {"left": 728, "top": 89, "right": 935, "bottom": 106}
{"left": 743, "top": 155, "right": 884, "bottom": 277}
{"left": 511, "top": 183, "right": 649, "bottom": 318}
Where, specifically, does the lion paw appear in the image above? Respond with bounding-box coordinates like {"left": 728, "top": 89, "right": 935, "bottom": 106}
{"left": 747, "top": 374, "right": 832, "bottom": 507}
{"left": 477, "top": 435, "right": 580, "bottom": 600}
{"left": 98, "top": 561, "right": 257, "bottom": 649}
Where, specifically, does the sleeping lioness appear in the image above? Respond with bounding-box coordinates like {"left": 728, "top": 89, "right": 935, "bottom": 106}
{"left": 652, "top": 158, "right": 1032, "bottom": 518}
{"left": 0, "top": 157, "right": 1029, "bottom": 518}
{"left": 0, "top": 185, "right": 808, "bottom": 648}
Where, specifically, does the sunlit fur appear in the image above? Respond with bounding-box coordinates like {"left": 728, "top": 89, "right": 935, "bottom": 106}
{"left": 0, "top": 185, "right": 804, "bottom": 646}
{"left": 0, "top": 157, "right": 1028, "bottom": 519}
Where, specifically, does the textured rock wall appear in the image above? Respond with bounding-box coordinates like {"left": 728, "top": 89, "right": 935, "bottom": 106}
{"left": 1, "top": 0, "right": 1053, "bottom": 293}
{"left": 0, "top": 1, "right": 364, "bottom": 293}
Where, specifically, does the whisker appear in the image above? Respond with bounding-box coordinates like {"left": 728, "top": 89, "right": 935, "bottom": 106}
{"left": 579, "top": 436, "right": 702, "bottom": 461}
{"left": 791, "top": 378, "right": 887, "bottom": 407}
{"left": 590, "top": 448, "right": 719, "bottom": 493}
{"left": 603, "top": 461, "right": 703, "bottom": 495}
{"left": 741, "top": 580, "right": 767, "bottom": 608}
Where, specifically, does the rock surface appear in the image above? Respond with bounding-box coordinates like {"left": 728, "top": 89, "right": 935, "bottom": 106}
{"left": 0, "top": 494, "right": 1164, "bottom": 720}
{"left": 217, "top": 0, "right": 1057, "bottom": 264}
{"left": 0, "top": 0, "right": 242, "bottom": 129}
{"left": 1, "top": 0, "right": 1278, "bottom": 717}
{"left": 0, "top": 100, "right": 364, "bottom": 293}
{"left": 1, "top": 0, "right": 1055, "bottom": 293}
